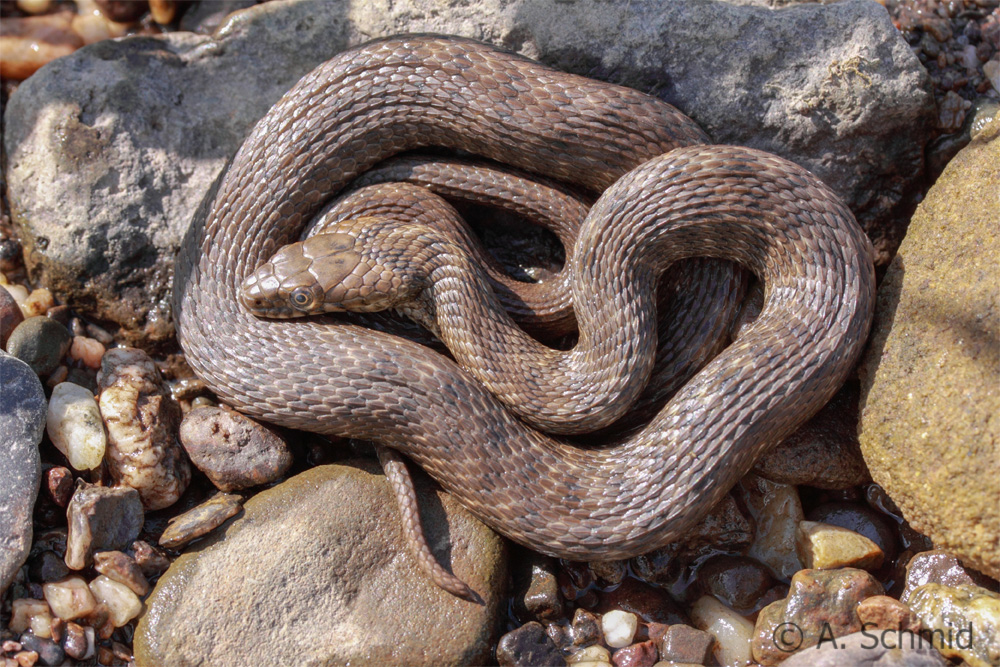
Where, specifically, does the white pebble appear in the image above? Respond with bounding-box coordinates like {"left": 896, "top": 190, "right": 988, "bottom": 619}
{"left": 567, "top": 644, "right": 612, "bottom": 666}
{"left": 47, "top": 382, "right": 107, "bottom": 471}
{"left": 88, "top": 575, "right": 142, "bottom": 627}
{"left": 42, "top": 576, "right": 97, "bottom": 621}
{"left": 601, "top": 609, "right": 638, "bottom": 648}
{"left": 70, "top": 335, "right": 106, "bottom": 369}
{"left": 690, "top": 595, "right": 754, "bottom": 667}
{"left": 21, "top": 288, "right": 54, "bottom": 317}
{"left": 8, "top": 598, "right": 51, "bottom": 634}
{"left": 2, "top": 283, "right": 29, "bottom": 308}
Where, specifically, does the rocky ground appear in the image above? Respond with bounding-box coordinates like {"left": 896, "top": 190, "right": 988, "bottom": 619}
{"left": 1, "top": 0, "right": 998, "bottom": 666}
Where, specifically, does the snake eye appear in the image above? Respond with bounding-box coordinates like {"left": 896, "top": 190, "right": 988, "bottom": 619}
{"left": 290, "top": 287, "right": 315, "bottom": 311}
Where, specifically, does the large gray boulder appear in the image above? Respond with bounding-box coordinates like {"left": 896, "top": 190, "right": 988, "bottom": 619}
{"left": 3, "top": 0, "right": 933, "bottom": 347}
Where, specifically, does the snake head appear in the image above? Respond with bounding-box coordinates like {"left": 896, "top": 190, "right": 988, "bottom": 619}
{"left": 240, "top": 219, "right": 432, "bottom": 318}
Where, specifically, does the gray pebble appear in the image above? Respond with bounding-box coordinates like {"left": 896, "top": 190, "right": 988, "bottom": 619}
{"left": 18, "top": 632, "right": 65, "bottom": 666}
{"left": 5, "top": 316, "right": 72, "bottom": 376}
{"left": 65, "top": 482, "right": 144, "bottom": 570}
{"left": 496, "top": 622, "right": 567, "bottom": 667}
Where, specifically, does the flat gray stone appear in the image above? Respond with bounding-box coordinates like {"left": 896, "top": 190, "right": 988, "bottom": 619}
{"left": 0, "top": 351, "right": 45, "bottom": 596}
{"left": 3, "top": 0, "right": 932, "bottom": 347}
{"left": 134, "top": 461, "right": 507, "bottom": 666}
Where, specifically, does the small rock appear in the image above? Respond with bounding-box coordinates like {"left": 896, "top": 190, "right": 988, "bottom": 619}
{"left": 570, "top": 608, "right": 603, "bottom": 647}
{"left": 657, "top": 624, "right": 713, "bottom": 664}
{"left": 566, "top": 644, "right": 610, "bottom": 665}
{"left": 795, "top": 521, "right": 884, "bottom": 571}
{"left": 16, "top": 633, "right": 63, "bottom": 667}
{"left": 513, "top": 553, "right": 564, "bottom": 623}
{"left": 906, "top": 583, "right": 1000, "bottom": 666}
{"left": 602, "top": 610, "right": 639, "bottom": 649}
{"left": 497, "top": 622, "right": 567, "bottom": 667}
{"left": 596, "top": 578, "right": 687, "bottom": 626}
{"left": 856, "top": 595, "right": 921, "bottom": 632}
{"left": 65, "top": 481, "right": 144, "bottom": 570}
{"left": 807, "top": 502, "right": 899, "bottom": 564}
{"left": 27, "top": 552, "right": 69, "bottom": 584}
{"left": 696, "top": 555, "right": 775, "bottom": 614}
{"left": 60, "top": 622, "right": 93, "bottom": 660}
{"left": 44, "top": 467, "right": 73, "bottom": 508}
{"left": 130, "top": 540, "right": 170, "bottom": 579}
{"left": 754, "top": 383, "right": 869, "bottom": 489}
{"left": 738, "top": 476, "right": 804, "bottom": 579}
{"left": 179, "top": 406, "right": 292, "bottom": 492}
{"left": 901, "top": 550, "right": 998, "bottom": 603}
{"left": 93, "top": 551, "right": 150, "bottom": 596}
{"left": 98, "top": 347, "right": 190, "bottom": 510}
{"left": 158, "top": 492, "right": 243, "bottom": 550}
{"left": 778, "top": 629, "right": 949, "bottom": 666}
{"left": 590, "top": 560, "right": 628, "bottom": 587}
{"left": 88, "top": 576, "right": 142, "bottom": 628}
{"left": 611, "top": 640, "right": 657, "bottom": 667}
{"left": 751, "top": 568, "right": 884, "bottom": 666}
{"left": 689, "top": 595, "right": 753, "bottom": 667}
{"left": 41, "top": 576, "right": 97, "bottom": 621}
{"left": 0, "top": 352, "right": 45, "bottom": 596}
{"left": 8, "top": 599, "right": 51, "bottom": 635}
{"left": 0, "top": 286, "right": 24, "bottom": 347}
{"left": 4, "top": 316, "right": 71, "bottom": 376}
{"left": 68, "top": 336, "right": 105, "bottom": 369}
{"left": 46, "top": 382, "right": 106, "bottom": 471}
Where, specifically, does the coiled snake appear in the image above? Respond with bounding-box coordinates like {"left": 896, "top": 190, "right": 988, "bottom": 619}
{"left": 174, "top": 34, "right": 875, "bottom": 599}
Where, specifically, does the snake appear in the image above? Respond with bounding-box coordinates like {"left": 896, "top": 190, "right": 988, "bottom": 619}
{"left": 174, "top": 35, "right": 875, "bottom": 595}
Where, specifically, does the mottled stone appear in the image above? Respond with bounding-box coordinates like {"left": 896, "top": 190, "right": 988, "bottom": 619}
{"left": 157, "top": 492, "right": 243, "bottom": 550}
{"left": 93, "top": 551, "right": 150, "bottom": 596}
{"left": 4, "top": 316, "right": 71, "bottom": 376}
{"left": 907, "top": 583, "right": 1000, "bottom": 667}
{"left": 795, "top": 521, "right": 884, "bottom": 571}
{"left": 513, "top": 552, "right": 564, "bottom": 623}
{"left": 64, "top": 482, "right": 144, "bottom": 570}
{"left": 752, "top": 568, "right": 884, "bottom": 665}
{"left": 497, "top": 622, "right": 567, "bottom": 667}
{"left": 570, "top": 608, "right": 603, "bottom": 647}
{"left": 612, "top": 640, "right": 657, "bottom": 667}
{"left": 134, "top": 462, "right": 506, "bottom": 666}
{"left": 901, "top": 549, "right": 998, "bottom": 603}
{"left": 658, "top": 624, "right": 714, "bottom": 664}
{"left": 697, "top": 555, "right": 775, "bottom": 614}
{"left": 856, "top": 595, "right": 922, "bottom": 632}
{"left": 807, "top": 502, "right": 899, "bottom": 564}
{"left": 179, "top": 406, "right": 292, "bottom": 492}
{"left": 858, "top": 118, "right": 1000, "bottom": 579}
{"left": 739, "top": 476, "right": 804, "bottom": 580}
{"left": 0, "top": 352, "right": 45, "bottom": 596}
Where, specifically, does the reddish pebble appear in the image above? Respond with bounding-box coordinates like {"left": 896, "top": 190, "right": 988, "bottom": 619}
{"left": 46, "top": 466, "right": 74, "bottom": 507}
{"left": 612, "top": 640, "right": 658, "bottom": 667}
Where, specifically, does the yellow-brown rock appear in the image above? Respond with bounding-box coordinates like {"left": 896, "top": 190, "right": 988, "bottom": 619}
{"left": 795, "top": 520, "right": 884, "bottom": 571}
{"left": 858, "top": 115, "right": 1000, "bottom": 579}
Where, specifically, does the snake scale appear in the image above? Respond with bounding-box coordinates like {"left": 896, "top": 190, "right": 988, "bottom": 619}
{"left": 174, "top": 35, "right": 875, "bottom": 578}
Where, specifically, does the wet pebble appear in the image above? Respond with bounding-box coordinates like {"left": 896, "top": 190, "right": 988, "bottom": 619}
{"left": 738, "top": 476, "right": 804, "bottom": 579}
{"left": 590, "top": 560, "right": 628, "bottom": 587}
{"left": 41, "top": 576, "right": 96, "bottom": 621}
{"left": 751, "top": 568, "right": 883, "bottom": 665}
{"left": 611, "top": 639, "right": 657, "bottom": 667}
{"left": 60, "top": 622, "right": 94, "bottom": 660}
{"left": 566, "top": 644, "right": 610, "bottom": 665}
{"left": 46, "top": 382, "right": 106, "bottom": 471}
{"left": 4, "top": 316, "right": 71, "bottom": 376}
{"left": 807, "top": 502, "right": 899, "bottom": 563}
{"left": 88, "top": 575, "right": 142, "bottom": 628}
{"left": 696, "top": 554, "right": 775, "bottom": 614}
{"left": 855, "top": 595, "right": 921, "bottom": 632}
{"left": 16, "top": 634, "right": 62, "bottom": 667}
{"left": 795, "top": 520, "right": 884, "bottom": 571}
{"left": 179, "top": 406, "right": 292, "bottom": 492}
{"left": 8, "top": 599, "right": 52, "bottom": 636}
{"left": 130, "top": 540, "right": 170, "bottom": 579}
{"left": 689, "top": 595, "right": 753, "bottom": 667}
{"left": 93, "top": 551, "right": 150, "bottom": 596}
{"left": 65, "top": 481, "right": 144, "bottom": 570}
{"left": 0, "top": 286, "right": 24, "bottom": 347}
{"left": 596, "top": 578, "right": 688, "bottom": 626}
{"left": 601, "top": 610, "right": 638, "bottom": 649}
{"left": 906, "top": 583, "right": 999, "bottom": 666}
{"left": 98, "top": 347, "right": 190, "bottom": 510}
{"left": 497, "top": 621, "right": 567, "bottom": 667}
{"left": 656, "top": 624, "right": 714, "bottom": 664}
{"left": 901, "top": 549, "right": 997, "bottom": 603}
{"left": 570, "top": 608, "right": 603, "bottom": 647}
{"left": 157, "top": 492, "right": 243, "bottom": 550}
{"left": 514, "top": 554, "right": 564, "bottom": 622}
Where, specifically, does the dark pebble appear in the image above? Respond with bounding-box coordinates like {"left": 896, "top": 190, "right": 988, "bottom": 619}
{"left": 658, "top": 623, "right": 714, "bottom": 664}
{"left": 696, "top": 554, "right": 775, "bottom": 614}
{"left": 130, "top": 540, "right": 170, "bottom": 578}
{"left": 45, "top": 305, "right": 72, "bottom": 327}
{"left": 5, "top": 316, "right": 72, "bottom": 376}
{"left": 93, "top": 550, "right": 150, "bottom": 596}
{"left": 45, "top": 466, "right": 73, "bottom": 507}
{"left": 612, "top": 639, "right": 657, "bottom": 667}
{"left": 0, "top": 237, "right": 23, "bottom": 273}
{"left": 496, "top": 621, "right": 567, "bottom": 667}
{"left": 94, "top": 0, "right": 150, "bottom": 22}
{"left": 64, "top": 366, "right": 98, "bottom": 394}
{"left": 158, "top": 492, "right": 243, "bottom": 550}
{"left": 514, "top": 553, "right": 564, "bottom": 622}
{"left": 590, "top": 560, "right": 628, "bottom": 586}
{"left": 27, "top": 550, "right": 69, "bottom": 583}
{"left": 595, "top": 577, "right": 688, "bottom": 625}
{"left": 179, "top": 406, "right": 293, "bottom": 492}
{"left": 807, "top": 502, "right": 899, "bottom": 562}
{"left": 84, "top": 322, "right": 114, "bottom": 345}
{"left": 65, "top": 481, "right": 144, "bottom": 570}
{"left": 570, "top": 608, "right": 602, "bottom": 647}
{"left": 18, "top": 632, "right": 65, "bottom": 666}
{"left": 0, "top": 286, "right": 24, "bottom": 347}
{"left": 61, "top": 622, "right": 90, "bottom": 660}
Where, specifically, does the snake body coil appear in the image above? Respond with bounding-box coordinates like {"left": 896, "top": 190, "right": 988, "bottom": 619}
{"left": 175, "top": 35, "right": 874, "bottom": 559}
